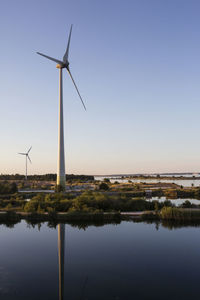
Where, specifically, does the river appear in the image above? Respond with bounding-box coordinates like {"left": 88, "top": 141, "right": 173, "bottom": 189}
{"left": 95, "top": 176, "right": 200, "bottom": 187}
{"left": 0, "top": 220, "right": 200, "bottom": 299}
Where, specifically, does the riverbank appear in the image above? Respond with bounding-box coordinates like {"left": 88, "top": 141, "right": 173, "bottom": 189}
{"left": 1, "top": 208, "right": 200, "bottom": 223}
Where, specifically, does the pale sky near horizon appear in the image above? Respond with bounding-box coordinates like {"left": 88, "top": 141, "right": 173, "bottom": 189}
{"left": 1, "top": 0, "right": 200, "bottom": 175}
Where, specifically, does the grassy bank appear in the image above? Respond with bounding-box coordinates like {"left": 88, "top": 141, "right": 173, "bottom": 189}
{"left": 160, "top": 207, "right": 200, "bottom": 220}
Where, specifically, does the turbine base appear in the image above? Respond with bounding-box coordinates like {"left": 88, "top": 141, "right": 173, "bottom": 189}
{"left": 57, "top": 175, "right": 66, "bottom": 190}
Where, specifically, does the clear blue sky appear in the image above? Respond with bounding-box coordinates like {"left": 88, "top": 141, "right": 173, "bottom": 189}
{"left": 1, "top": 0, "right": 200, "bottom": 175}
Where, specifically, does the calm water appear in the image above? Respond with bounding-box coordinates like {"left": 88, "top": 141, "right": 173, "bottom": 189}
{"left": 0, "top": 220, "right": 200, "bottom": 300}
{"left": 147, "top": 196, "right": 200, "bottom": 206}
{"left": 95, "top": 176, "right": 200, "bottom": 187}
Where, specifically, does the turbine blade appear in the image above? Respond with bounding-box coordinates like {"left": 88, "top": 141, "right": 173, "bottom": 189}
{"left": 27, "top": 146, "right": 32, "bottom": 154}
{"left": 28, "top": 155, "right": 32, "bottom": 164}
{"left": 18, "top": 153, "right": 26, "bottom": 155}
{"left": 37, "top": 52, "right": 63, "bottom": 65}
{"left": 66, "top": 67, "right": 86, "bottom": 111}
{"left": 63, "top": 25, "right": 73, "bottom": 64}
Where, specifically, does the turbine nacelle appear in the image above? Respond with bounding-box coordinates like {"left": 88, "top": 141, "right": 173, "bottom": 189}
{"left": 56, "top": 62, "right": 69, "bottom": 69}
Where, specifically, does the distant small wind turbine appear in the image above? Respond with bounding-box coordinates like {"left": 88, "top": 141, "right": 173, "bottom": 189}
{"left": 37, "top": 25, "right": 86, "bottom": 190}
{"left": 18, "top": 146, "right": 32, "bottom": 180}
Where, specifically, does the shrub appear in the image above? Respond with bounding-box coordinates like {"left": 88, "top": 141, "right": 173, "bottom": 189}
{"left": 154, "top": 201, "right": 159, "bottom": 211}
{"left": 181, "top": 200, "right": 192, "bottom": 208}
{"left": 0, "top": 182, "right": 18, "bottom": 194}
{"left": 46, "top": 207, "right": 53, "bottom": 213}
{"left": 195, "top": 188, "right": 200, "bottom": 199}
{"left": 99, "top": 183, "right": 109, "bottom": 190}
{"left": 24, "top": 201, "right": 38, "bottom": 212}
{"left": 103, "top": 178, "right": 110, "bottom": 183}
{"left": 164, "top": 189, "right": 177, "bottom": 199}
{"left": 159, "top": 207, "right": 200, "bottom": 220}
{"left": 6, "top": 203, "right": 12, "bottom": 210}
{"left": 163, "top": 200, "right": 172, "bottom": 207}
{"left": 37, "top": 204, "right": 45, "bottom": 213}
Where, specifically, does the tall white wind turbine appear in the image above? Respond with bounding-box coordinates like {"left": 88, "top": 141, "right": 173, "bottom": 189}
{"left": 18, "top": 146, "right": 32, "bottom": 180}
{"left": 37, "top": 25, "right": 86, "bottom": 190}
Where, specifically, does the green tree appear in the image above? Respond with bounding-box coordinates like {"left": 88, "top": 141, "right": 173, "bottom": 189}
{"left": 182, "top": 200, "right": 192, "bottom": 208}
{"left": 99, "top": 183, "right": 109, "bottom": 190}
{"left": 24, "top": 201, "right": 38, "bottom": 212}
{"left": 154, "top": 201, "right": 159, "bottom": 212}
{"left": 103, "top": 178, "right": 110, "bottom": 183}
{"left": 6, "top": 203, "right": 12, "bottom": 210}
{"left": 37, "top": 204, "right": 44, "bottom": 213}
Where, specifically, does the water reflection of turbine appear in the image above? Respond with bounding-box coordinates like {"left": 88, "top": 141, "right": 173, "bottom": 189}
{"left": 58, "top": 224, "right": 65, "bottom": 300}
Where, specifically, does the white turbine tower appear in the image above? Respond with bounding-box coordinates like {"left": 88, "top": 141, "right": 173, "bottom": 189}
{"left": 37, "top": 25, "right": 86, "bottom": 190}
{"left": 18, "top": 146, "right": 32, "bottom": 180}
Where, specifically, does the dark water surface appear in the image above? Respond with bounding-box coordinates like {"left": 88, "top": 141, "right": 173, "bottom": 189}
{"left": 0, "top": 220, "right": 200, "bottom": 300}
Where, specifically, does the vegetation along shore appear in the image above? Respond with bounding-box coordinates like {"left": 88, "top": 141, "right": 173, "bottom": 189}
{"left": 1, "top": 178, "right": 200, "bottom": 222}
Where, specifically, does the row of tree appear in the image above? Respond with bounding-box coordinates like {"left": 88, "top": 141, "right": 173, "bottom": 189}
{"left": 0, "top": 182, "right": 18, "bottom": 194}
{"left": 0, "top": 174, "right": 94, "bottom": 181}
{"left": 0, "top": 191, "right": 178, "bottom": 213}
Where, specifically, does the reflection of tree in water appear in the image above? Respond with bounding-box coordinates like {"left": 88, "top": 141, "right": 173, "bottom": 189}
{"left": 127, "top": 219, "right": 200, "bottom": 230}
{"left": 3, "top": 218, "right": 200, "bottom": 231}
{"left": 155, "top": 221, "right": 160, "bottom": 231}
{"left": 69, "top": 220, "right": 121, "bottom": 230}
{"left": 161, "top": 220, "right": 200, "bottom": 230}
{"left": 3, "top": 218, "right": 200, "bottom": 232}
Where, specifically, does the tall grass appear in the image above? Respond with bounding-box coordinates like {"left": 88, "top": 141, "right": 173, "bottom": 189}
{"left": 160, "top": 207, "right": 200, "bottom": 220}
